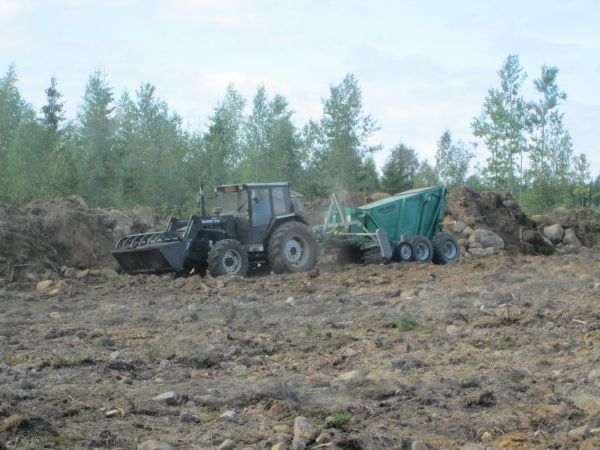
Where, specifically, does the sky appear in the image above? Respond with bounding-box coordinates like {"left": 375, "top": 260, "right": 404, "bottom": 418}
{"left": 1, "top": 0, "right": 599, "bottom": 174}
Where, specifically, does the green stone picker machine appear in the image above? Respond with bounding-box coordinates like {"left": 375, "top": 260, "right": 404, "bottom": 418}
{"left": 314, "top": 185, "right": 459, "bottom": 265}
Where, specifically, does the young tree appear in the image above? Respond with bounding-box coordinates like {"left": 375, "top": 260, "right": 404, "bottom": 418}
{"left": 77, "top": 70, "right": 117, "bottom": 206}
{"left": 319, "top": 74, "right": 380, "bottom": 191}
{"left": 41, "top": 76, "right": 65, "bottom": 132}
{"left": 414, "top": 160, "right": 439, "bottom": 188}
{"left": 434, "top": 129, "right": 473, "bottom": 187}
{"left": 572, "top": 153, "right": 591, "bottom": 207}
{"left": 381, "top": 143, "right": 420, "bottom": 194}
{"left": 472, "top": 54, "right": 529, "bottom": 193}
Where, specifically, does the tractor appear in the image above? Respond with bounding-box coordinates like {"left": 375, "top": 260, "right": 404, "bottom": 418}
{"left": 112, "top": 182, "right": 318, "bottom": 277}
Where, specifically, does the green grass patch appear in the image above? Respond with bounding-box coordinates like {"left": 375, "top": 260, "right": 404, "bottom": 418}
{"left": 391, "top": 312, "right": 418, "bottom": 331}
{"left": 325, "top": 410, "right": 353, "bottom": 427}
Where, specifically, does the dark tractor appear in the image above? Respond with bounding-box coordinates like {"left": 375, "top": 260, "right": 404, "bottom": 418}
{"left": 112, "top": 182, "right": 319, "bottom": 277}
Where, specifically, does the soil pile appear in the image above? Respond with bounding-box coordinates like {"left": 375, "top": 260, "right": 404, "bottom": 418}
{"left": 543, "top": 208, "right": 600, "bottom": 247}
{"left": 445, "top": 187, "right": 553, "bottom": 254}
{"left": 0, "top": 196, "right": 160, "bottom": 279}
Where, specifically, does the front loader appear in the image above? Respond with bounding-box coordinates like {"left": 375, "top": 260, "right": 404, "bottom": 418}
{"left": 314, "top": 185, "right": 459, "bottom": 265}
{"left": 112, "top": 183, "right": 319, "bottom": 277}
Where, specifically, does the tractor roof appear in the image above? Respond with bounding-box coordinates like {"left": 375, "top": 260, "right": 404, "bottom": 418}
{"left": 215, "top": 182, "right": 290, "bottom": 191}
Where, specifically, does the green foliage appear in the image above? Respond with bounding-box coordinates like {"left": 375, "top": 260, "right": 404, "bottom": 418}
{"left": 325, "top": 410, "right": 354, "bottom": 427}
{"left": 381, "top": 144, "right": 420, "bottom": 194}
{"left": 435, "top": 129, "right": 473, "bottom": 187}
{"left": 391, "top": 312, "right": 418, "bottom": 332}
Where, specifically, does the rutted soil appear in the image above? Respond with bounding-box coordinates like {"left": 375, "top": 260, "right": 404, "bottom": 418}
{"left": 2, "top": 250, "right": 600, "bottom": 449}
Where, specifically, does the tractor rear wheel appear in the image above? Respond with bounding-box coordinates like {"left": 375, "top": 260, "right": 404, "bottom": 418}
{"left": 208, "top": 239, "right": 248, "bottom": 277}
{"left": 268, "top": 221, "right": 318, "bottom": 274}
{"left": 395, "top": 240, "right": 413, "bottom": 262}
{"left": 432, "top": 233, "right": 460, "bottom": 264}
{"left": 409, "top": 236, "right": 433, "bottom": 263}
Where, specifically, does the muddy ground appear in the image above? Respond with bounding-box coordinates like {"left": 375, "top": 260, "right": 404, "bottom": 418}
{"left": 2, "top": 249, "right": 600, "bottom": 450}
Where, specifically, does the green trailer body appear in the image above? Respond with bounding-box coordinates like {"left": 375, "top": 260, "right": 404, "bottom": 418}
{"left": 316, "top": 185, "right": 458, "bottom": 264}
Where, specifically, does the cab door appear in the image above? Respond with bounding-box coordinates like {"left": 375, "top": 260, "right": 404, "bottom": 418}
{"left": 249, "top": 188, "right": 272, "bottom": 245}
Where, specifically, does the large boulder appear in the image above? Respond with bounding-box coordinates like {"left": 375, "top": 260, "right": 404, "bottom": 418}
{"left": 469, "top": 228, "right": 504, "bottom": 249}
{"left": 563, "top": 228, "right": 582, "bottom": 248}
{"left": 109, "top": 209, "right": 134, "bottom": 236}
{"left": 543, "top": 223, "right": 564, "bottom": 244}
{"left": 132, "top": 205, "right": 156, "bottom": 229}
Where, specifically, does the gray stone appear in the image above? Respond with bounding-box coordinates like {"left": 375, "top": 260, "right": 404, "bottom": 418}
{"left": 291, "top": 438, "right": 305, "bottom": 450}
{"left": 271, "top": 442, "right": 289, "bottom": 450}
{"left": 468, "top": 248, "right": 487, "bottom": 258}
{"left": 76, "top": 269, "right": 89, "bottom": 279}
{"left": 18, "top": 378, "right": 34, "bottom": 390}
{"left": 568, "top": 425, "right": 590, "bottom": 439}
{"left": 446, "top": 325, "right": 469, "bottom": 338}
{"left": 110, "top": 209, "right": 134, "bottom": 235}
{"left": 153, "top": 391, "right": 177, "bottom": 404}
{"left": 218, "top": 439, "right": 235, "bottom": 450}
{"left": 133, "top": 205, "right": 156, "bottom": 229}
{"left": 469, "top": 228, "right": 504, "bottom": 249}
{"left": 220, "top": 361, "right": 236, "bottom": 369}
{"left": 63, "top": 267, "right": 77, "bottom": 279}
{"left": 543, "top": 223, "right": 564, "bottom": 244}
{"left": 110, "top": 351, "right": 122, "bottom": 361}
{"left": 293, "top": 416, "right": 318, "bottom": 442}
{"left": 462, "top": 226, "right": 474, "bottom": 237}
{"left": 220, "top": 410, "right": 239, "bottom": 422}
{"left": 522, "top": 229, "right": 538, "bottom": 244}
{"left": 531, "top": 214, "right": 550, "bottom": 225}
{"left": 557, "top": 244, "right": 579, "bottom": 254}
{"left": 138, "top": 440, "right": 176, "bottom": 450}
{"left": 179, "top": 411, "right": 201, "bottom": 423}
{"left": 100, "top": 268, "right": 119, "bottom": 279}
{"left": 484, "top": 247, "right": 498, "bottom": 256}
{"left": 158, "top": 359, "right": 172, "bottom": 369}
{"left": 453, "top": 220, "right": 466, "bottom": 233}
{"left": 411, "top": 441, "right": 429, "bottom": 450}
{"left": 563, "top": 228, "right": 582, "bottom": 248}
{"left": 337, "top": 370, "right": 363, "bottom": 383}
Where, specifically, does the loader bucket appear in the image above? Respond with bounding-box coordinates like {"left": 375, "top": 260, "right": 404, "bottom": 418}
{"left": 111, "top": 241, "right": 188, "bottom": 274}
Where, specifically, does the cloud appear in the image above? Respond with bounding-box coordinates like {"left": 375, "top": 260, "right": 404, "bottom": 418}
{"left": 159, "top": 0, "right": 271, "bottom": 29}
{"left": 0, "top": 0, "right": 25, "bottom": 23}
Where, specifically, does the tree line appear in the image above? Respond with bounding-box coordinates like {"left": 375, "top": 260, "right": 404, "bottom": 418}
{"left": 0, "top": 56, "right": 597, "bottom": 216}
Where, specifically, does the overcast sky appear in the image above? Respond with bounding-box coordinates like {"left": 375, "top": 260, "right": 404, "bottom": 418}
{"left": 1, "top": 0, "right": 599, "bottom": 174}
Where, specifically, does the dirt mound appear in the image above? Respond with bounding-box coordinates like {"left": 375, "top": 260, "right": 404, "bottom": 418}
{"left": 544, "top": 208, "right": 600, "bottom": 247}
{"left": 0, "top": 196, "right": 160, "bottom": 279}
{"left": 445, "top": 187, "right": 552, "bottom": 255}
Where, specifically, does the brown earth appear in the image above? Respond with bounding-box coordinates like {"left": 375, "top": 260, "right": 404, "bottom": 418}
{"left": 1, "top": 249, "right": 600, "bottom": 449}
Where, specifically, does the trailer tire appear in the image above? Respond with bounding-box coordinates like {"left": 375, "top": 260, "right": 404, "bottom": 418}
{"left": 268, "top": 221, "right": 318, "bottom": 274}
{"left": 395, "top": 241, "right": 413, "bottom": 262}
{"left": 409, "top": 236, "right": 433, "bottom": 263}
{"left": 208, "top": 239, "right": 248, "bottom": 277}
{"left": 432, "top": 234, "right": 460, "bottom": 264}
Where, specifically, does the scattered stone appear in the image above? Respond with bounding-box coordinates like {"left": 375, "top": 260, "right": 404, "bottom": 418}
{"left": 568, "top": 425, "right": 590, "bottom": 439}
{"left": 464, "top": 391, "right": 496, "bottom": 408}
{"left": 480, "top": 431, "right": 493, "bottom": 443}
{"left": 315, "top": 432, "right": 332, "bottom": 444}
{"left": 133, "top": 205, "right": 156, "bottom": 228}
{"left": 232, "top": 364, "right": 248, "bottom": 376}
{"left": 49, "top": 311, "right": 62, "bottom": 320}
{"left": 271, "top": 442, "right": 289, "bottom": 450}
{"left": 218, "top": 439, "right": 235, "bottom": 450}
{"left": 18, "top": 378, "right": 34, "bottom": 390}
{"left": 138, "top": 440, "right": 176, "bottom": 450}
{"left": 63, "top": 267, "right": 77, "bottom": 279}
{"left": 158, "top": 359, "right": 172, "bottom": 369}
{"left": 468, "top": 248, "right": 487, "bottom": 258}
{"left": 446, "top": 325, "right": 469, "bottom": 338}
{"left": 337, "top": 370, "right": 363, "bottom": 383}
{"left": 110, "top": 351, "right": 123, "bottom": 361}
{"left": 179, "top": 411, "right": 201, "bottom": 423}
{"left": 153, "top": 391, "right": 177, "bottom": 405}
{"left": 76, "top": 269, "right": 89, "bottom": 279}
{"left": 100, "top": 268, "right": 119, "bottom": 279}
{"left": 273, "top": 424, "right": 290, "bottom": 434}
{"left": 543, "top": 223, "right": 564, "bottom": 244}
{"left": 220, "top": 361, "right": 236, "bottom": 370}
{"left": 453, "top": 220, "right": 466, "bottom": 233}
{"left": 293, "top": 416, "right": 318, "bottom": 442}
{"left": 36, "top": 280, "right": 53, "bottom": 292}
{"left": 522, "top": 229, "right": 538, "bottom": 244}
{"left": 462, "top": 226, "right": 474, "bottom": 237}
{"left": 385, "top": 288, "right": 402, "bottom": 298}
{"left": 105, "top": 409, "right": 122, "bottom": 418}
{"left": 469, "top": 228, "right": 504, "bottom": 249}
{"left": 220, "top": 410, "right": 239, "bottom": 422}
{"left": 411, "top": 441, "right": 429, "bottom": 450}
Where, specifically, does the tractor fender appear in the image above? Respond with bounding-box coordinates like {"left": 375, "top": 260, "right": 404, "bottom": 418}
{"left": 265, "top": 214, "right": 309, "bottom": 243}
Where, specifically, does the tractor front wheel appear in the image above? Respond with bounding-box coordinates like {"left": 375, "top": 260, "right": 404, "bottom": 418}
{"left": 208, "top": 239, "right": 249, "bottom": 277}
{"left": 409, "top": 236, "right": 433, "bottom": 263}
{"left": 268, "top": 222, "right": 319, "bottom": 274}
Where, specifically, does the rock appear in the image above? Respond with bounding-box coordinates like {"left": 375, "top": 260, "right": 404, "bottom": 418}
{"left": 76, "top": 269, "right": 89, "bottom": 279}
{"left": 484, "top": 246, "right": 498, "bottom": 256}
{"left": 271, "top": 442, "right": 289, "bottom": 450}
{"left": 218, "top": 439, "right": 235, "bottom": 450}
{"left": 105, "top": 408, "right": 121, "bottom": 418}
{"left": 337, "top": 370, "right": 363, "bottom": 383}
{"left": 568, "top": 425, "right": 590, "bottom": 439}
{"left": 153, "top": 391, "right": 177, "bottom": 405}
{"left": 18, "top": 378, "right": 34, "bottom": 390}
{"left": 563, "top": 228, "right": 582, "bottom": 248}
{"left": 468, "top": 248, "right": 487, "bottom": 258}
{"left": 588, "top": 368, "right": 600, "bottom": 384}
{"left": 480, "top": 431, "right": 493, "bottom": 442}
{"left": 179, "top": 411, "right": 201, "bottom": 423}
{"left": 543, "top": 223, "right": 564, "bottom": 244}
{"left": 220, "top": 361, "right": 236, "bottom": 369}
{"left": 411, "top": 441, "right": 429, "bottom": 450}
{"left": 220, "top": 410, "right": 239, "bottom": 422}
{"left": 462, "top": 226, "right": 474, "bottom": 237}
{"left": 36, "top": 280, "right": 53, "bottom": 292}
{"left": 195, "top": 394, "right": 220, "bottom": 406}
{"left": 138, "top": 440, "right": 176, "bottom": 450}
{"left": 158, "top": 359, "right": 172, "bottom": 369}
{"left": 557, "top": 244, "right": 579, "bottom": 254}
{"left": 232, "top": 364, "right": 248, "bottom": 376}
{"left": 133, "top": 205, "right": 156, "bottom": 229}
{"left": 293, "top": 416, "right": 318, "bottom": 442}
{"left": 273, "top": 424, "right": 290, "bottom": 434}
{"left": 469, "top": 228, "right": 504, "bottom": 249}
{"left": 453, "top": 220, "right": 466, "bottom": 233}
{"left": 522, "top": 229, "right": 538, "bottom": 244}
{"left": 531, "top": 214, "right": 550, "bottom": 225}
{"left": 100, "top": 268, "right": 119, "bottom": 279}
{"left": 110, "top": 209, "right": 134, "bottom": 235}
{"left": 63, "top": 267, "right": 77, "bottom": 279}
{"left": 49, "top": 311, "right": 62, "bottom": 319}
{"left": 291, "top": 438, "right": 305, "bottom": 450}
{"left": 446, "top": 325, "right": 469, "bottom": 338}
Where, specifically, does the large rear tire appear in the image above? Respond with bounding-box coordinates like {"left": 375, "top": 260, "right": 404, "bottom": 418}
{"left": 409, "top": 235, "right": 433, "bottom": 263}
{"left": 208, "top": 239, "right": 248, "bottom": 277}
{"left": 268, "top": 221, "right": 318, "bottom": 274}
{"left": 432, "top": 233, "right": 460, "bottom": 264}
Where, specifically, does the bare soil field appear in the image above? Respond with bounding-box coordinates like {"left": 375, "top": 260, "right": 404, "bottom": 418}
{"left": 2, "top": 249, "right": 600, "bottom": 450}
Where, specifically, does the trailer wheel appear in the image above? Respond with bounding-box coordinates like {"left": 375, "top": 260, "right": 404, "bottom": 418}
{"left": 395, "top": 241, "right": 413, "bottom": 262}
{"left": 409, "top": 236, "right": 433, "bottom": 263}
{"left": 432, "top": 234, "right": 460, "bottom": 264}
{"left": 268, "top": 221, "right": 318, "bottom": 274}
{"left": 208, "top": 239, "right": 248, "bottom": 277}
